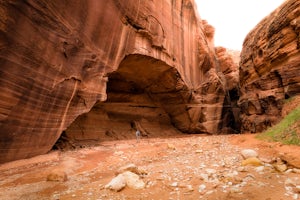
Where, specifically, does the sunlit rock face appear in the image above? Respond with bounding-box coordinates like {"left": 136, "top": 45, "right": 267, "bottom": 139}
{"left": 239, "top": 0, "right": 300, "bottom": 133}
{"left": 0, "top": 0, "right": 239, "bottom": 163}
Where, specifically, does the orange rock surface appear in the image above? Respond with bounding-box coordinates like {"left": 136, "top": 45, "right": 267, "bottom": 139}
{"left": 0, "top": 0, "right": 238, "bottom": 163}
{"left": 239, "top": 0, "right": 300, "bottom": 133}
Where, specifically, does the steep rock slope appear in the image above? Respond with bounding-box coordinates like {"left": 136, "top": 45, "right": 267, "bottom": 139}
{"left": 239, "top": 0, "right": 300, "bottom": 133}
{"left": 0, "top": 0, "right": 237, "bottom": 163}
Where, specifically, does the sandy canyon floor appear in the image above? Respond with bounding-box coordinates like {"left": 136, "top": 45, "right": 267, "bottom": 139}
{"left": 1, "top": 134, "right": 300, "bottom": 200}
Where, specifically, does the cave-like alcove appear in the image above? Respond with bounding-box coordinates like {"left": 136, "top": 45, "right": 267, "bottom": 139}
{"left": 53, "top": 54, "right": 184, "bottom": 150}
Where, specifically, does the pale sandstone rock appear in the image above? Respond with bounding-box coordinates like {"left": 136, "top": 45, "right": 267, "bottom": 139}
{"left": 105, "top": 174, "right": 126, "bottom": 192}
{"left": 241, "top": 149, "right": 258, "bottom": 159}
{"left": 198, "top": 184, "right": 206, "bottom": 194}
{"left": 106, "top": 171, "right": 145, "bottom": 191}
{"left": 122, "top": 171, "right": 145, "bottom": 190}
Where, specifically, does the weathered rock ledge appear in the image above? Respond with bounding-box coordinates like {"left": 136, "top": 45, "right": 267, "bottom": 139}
{"left": 239, "top": 0, "right": 300, "bottom": 132}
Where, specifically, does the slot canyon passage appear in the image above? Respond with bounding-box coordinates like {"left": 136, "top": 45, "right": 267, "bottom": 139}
{"left": 0, "top": 0, "right": 300, "bottom": 199}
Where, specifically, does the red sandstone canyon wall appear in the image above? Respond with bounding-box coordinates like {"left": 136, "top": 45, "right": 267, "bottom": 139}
{"left": 0, "top": 0, "right": 238, "bottom": 163}
{"left": 239, "top": 0, "right": 300, "bottom": 133}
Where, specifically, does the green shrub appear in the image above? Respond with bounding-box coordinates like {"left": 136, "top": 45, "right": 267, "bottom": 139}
{"left": 257, "top": 105, "right": 300, "bottom": 145}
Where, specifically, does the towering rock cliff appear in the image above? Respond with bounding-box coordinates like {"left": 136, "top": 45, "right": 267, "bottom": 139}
{"left": 0, "top": 0, "right": 238, "bottom": 163}
{"left": 239, "top": 0, "right": 300, "bottom": 132}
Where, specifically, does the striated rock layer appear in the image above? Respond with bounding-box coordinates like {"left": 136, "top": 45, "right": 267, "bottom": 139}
{"left": 239, "top": 0, "right": 300, "bottom": 133}
{"left": 0, "top": 0, "right": 238, "bottom": 163}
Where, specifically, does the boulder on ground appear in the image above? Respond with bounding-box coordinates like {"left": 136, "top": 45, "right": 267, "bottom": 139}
{"left": 106, "top": 170, "right": 146, "bottom": 192}
{"left": 241, "top": 149, "right": 258, "bottom": 159}
{"left": 46, "top": 169, "right": 67, "bottom": 182}
{"left": 105, "top": 174, "right": 126, "bottom": 192}
{"left": 122, "top": 171, "right": 146, "bottom": 190}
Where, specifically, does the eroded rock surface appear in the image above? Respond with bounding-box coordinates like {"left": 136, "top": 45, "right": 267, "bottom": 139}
{"left": 239, "top": 0, "right": 300, "bottom": 132}
{"left": 214, "top": 47, "right": 240, "bottom": 133}
{"left": 0, "top": 0, "right": 238, "bottom": 163}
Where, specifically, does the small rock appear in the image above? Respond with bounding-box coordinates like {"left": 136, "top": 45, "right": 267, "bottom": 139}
{"left": 240, "top": 181, "right": 247, "bottom": 187}
{"left": 293, "top": 168, "right": 300, "bottom": 174}
{"left": 105, "top": 174, "right": 126, "bottom": 192}
{"left": 243, "top": 174, "right": 255, "bottom": 182}
{"left": 167, "top": 143, "right": 176, "bottom": 150}
{"left": 255, "top": 166, "right": 265, "bottom": 172}
{"left": 116, "top": 163, "right": 137, "bottom": 174}
{"left": 170, "top": 182, "right": 178, "bottom": 187}
{"left": 285, "top": 178, "right": 300, "bottom": 187}
{"left": 274, "top": 163, "right": 287, "bottom": 172}
{"left": 212, "top": 181, "right": 220, "bottom": 188}
{"left": 195, "top": 150, "right": 203, "bottom": 153}
{"left": 212, "top": 164, "right": 219, "bottom": 168}
{"left": 237, "top": 166, "right": 248, "bottom": 172}
{"left": 225, "top": 171, "right": 238, "bottom": 178}
{"left": 146, "top": 181, "right": 155, "bottom": 188}
{"left": 260, "top": 157, "right": 273, "bottom": 163}
{"left": 199, "top": 173, "right": 209, "bottom": 182}
{"left": 199, "top": 164, "right": 207, "bottom": 169}
{"left": 116, "top": 163, "right": 147, "bottom": 176}
{"left": 186, "top": 185, "right": 194, "bottom": 191}
{"left": 205, "top": 168, "right": 217, "bottom": 176}
{"left": 293, "top": 194, "right": 299, "bottom": 200}
{"left": 122, "top": 171, "right": 145, "bottom": 189}
{"left": 105, "top": 171, "right": 146, "bottom": 191}
{"left": 285, "top": 169, "right": 293, "bottom": 174}
{"left": 241, "top": 157, "right": 263, "bottom": 166}
{"left": 198, "top": 184, "right": 206, "bottom": 194}
{"left": 230, "top": 186, "right": 242, "bottom": 193}
{"left": 241, "top": 149, "right": 258, "bottom": 159}
{"left": 206, "top": 190, "right": 214, "bottom": 195}
{"left": 46, "top": 170, "right": 67, "bottom": 182}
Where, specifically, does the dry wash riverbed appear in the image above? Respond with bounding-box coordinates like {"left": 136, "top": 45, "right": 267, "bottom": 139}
{"left": 0, "top": 134, "right": 300, "bottom": 200}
